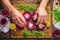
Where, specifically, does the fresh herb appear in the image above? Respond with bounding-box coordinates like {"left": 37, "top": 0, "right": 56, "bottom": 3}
{"left": 27, "top": 31, "right": 35, "bottom": 36}
{"left": 35, "top": 31, "right": 42, "bottom": 37}
{"left": 45, "top": 32, "right": 49, "bottom": 34}
{"left": 53, "top": 8, "right": 60, "bottom": 22}
{"left": 23, "top": 31, "right": 28, "bottom": 37}
{"left": 23, "top": 31, "right": 43, "bottom": 37}
{"left": 16, "top": 4, "right": 37, "bottom": 12}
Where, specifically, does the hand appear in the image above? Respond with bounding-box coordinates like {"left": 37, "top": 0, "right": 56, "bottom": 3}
{"left": 34, "top": 7, "right": 47, "bottom": 25}
{"left": 2, "top": 0, "right": 27, "bottom": 27}
{"left": 12, "top": 9, "right": 26, "bottom": 27}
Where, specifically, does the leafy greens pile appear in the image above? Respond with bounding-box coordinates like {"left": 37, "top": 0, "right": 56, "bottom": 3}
{"left": 54, "top": 8, "right": 60, "bottom": 22}
{"left": 16, "top": 4, "right": 37, "bottom": 12}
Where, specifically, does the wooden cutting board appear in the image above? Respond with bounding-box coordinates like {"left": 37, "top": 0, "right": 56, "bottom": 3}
{"left": 10, "top": 3, "right": 52, "bottom": 38}
{"left": 11, "top": 4, "right": 52, "bottom": 38}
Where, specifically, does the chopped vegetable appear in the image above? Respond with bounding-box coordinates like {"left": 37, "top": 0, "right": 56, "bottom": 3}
{"left": 27, "top": 20, "right": 36, "bottom": 30}
{"left": 52, "top": 29, "right": 60, "bottom": 37}
{"left": 2, "top": 8, "right": 9, "bottom": 17}
{"left": 10, "top": 23, "right": 16, "bottom": 30}
{"left": 53, "top": 8, "right": 60, "bottom": 23}
{"left": 17, "top": 4, "right": 37, "bottom": 12}
{"left": 16, "top": 25, "right": 24, "bottom": 29}
{"left": 31, "top": 12, "right": 37, "bottom": 22}
{"left": 23, "top": 11, "right": 31, "bottom": 21}
{"left": 35, "top": 31, "right": 42, "bottom": 37}
{"left": 45, "top": 32, "right": 49, "bottom": 34}
{"left": 36, "top": 23, "right": 46, "bottom": 31}
{"left": 23, "top": 30, "right": 43, "bottom": 37}
{"left": 0, "top": 18, "right": 7, "bottom": 25}
{"left": 27, "top": 31, "right": 35, "bottom": 36}
{"left": 23, "top": 31, "right": 28, "bottom": 37}
{"left": 45, "top": 21, "right": 50, "bottom": 27}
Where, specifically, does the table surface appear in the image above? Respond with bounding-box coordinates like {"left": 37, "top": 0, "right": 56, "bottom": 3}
{"left": 0, "top": 0, "right": 58, "bottom": 38}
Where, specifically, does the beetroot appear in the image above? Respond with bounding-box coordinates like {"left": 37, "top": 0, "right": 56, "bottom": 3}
{"left": 23, "top": 11, "right": 31, "bottom": 21}
{"left": 53, "top": 29, "right": 60, "bottom": 37}
{"left": 0, "top": 18, "right": 7, "bottom": 25}
{"left": 16, "top": 25, "right": 24, "bottom": 29}
{"left": 36, "top": 23, "right": 46, "bottom": 31}
{"left": 31, "top": 12, "right": 37, "bottom": 23}
{"left": 27, "top": 20, "right": 36, "bottom": 31}
{"left": 2, "top": 9, "right": 9, "bottom": 17}
{"left": 31, "top": 12, "right": 35, "bottom": 20}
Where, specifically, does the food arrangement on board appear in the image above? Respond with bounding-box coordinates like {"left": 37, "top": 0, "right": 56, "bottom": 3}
{"left": 0, "top": 0, "right": 60, "bottom": 38}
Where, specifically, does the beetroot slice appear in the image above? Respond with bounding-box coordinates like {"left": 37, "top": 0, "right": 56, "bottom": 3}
{"left": 2, "top": 9, "right": 9, "bottom": 17}
{"left": 23, "top": 11, "right": 31, "bottom": 21}
{"left": 36, "top": 23, "right": 46, "bottom": 31}
{"left": 27, "top": 20, "right": 36, "bottom": 31}
{"left": 0, "top": 18, "right": 7, "bottom": 25}
{"left": 53, "top": 29, "right": 60, "bottom": 37}
{"left": 16, "top": 25, "right": 24, "bottom": 29}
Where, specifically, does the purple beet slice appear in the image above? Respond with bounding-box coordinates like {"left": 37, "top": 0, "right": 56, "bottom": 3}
{"left": 0, "top": 18, "right": 7, "bottom": 25}
{"left": 23, "top": 11, "right": 31, "bottom": 21}
{"left": 2, "top": 9, "right": 9, "bottom": 17}
{"left": 52, "top": 29, "right": 60, "bottom": 37}
{"left": 27, "top": 20, "right": 36, "bottom": 31}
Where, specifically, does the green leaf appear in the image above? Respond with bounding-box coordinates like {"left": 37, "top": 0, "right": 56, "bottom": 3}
{"left": 35, "top": 31, "right": 42, "bottom": 37}
{"left": 45, "top": 32, "right": 49, "bottom": 34}
{"left": 17, "top": 4, "right": 37, "bottom": 12}
{"left": 23, "top": 31, "right": 28, "bottom": 37}
{"left": 53, "top": 8, "right": 60, "bottom": 22}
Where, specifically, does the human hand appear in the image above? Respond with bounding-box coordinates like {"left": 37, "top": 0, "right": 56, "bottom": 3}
{"left": 33, "top": 7, "right": 47, "bottom": 25}
{"left": 12, "top": 9, "right": 26, "bottom": 27}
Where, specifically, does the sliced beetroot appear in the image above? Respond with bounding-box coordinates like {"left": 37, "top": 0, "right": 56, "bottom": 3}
{"left": 31, "top": 12, "right": 35, "bottom": 19}
{"left": 36, "top": 23, "right": 46, "bottom": 31}
{"left": 27, "top": 20, "right": 36, "bottom": 31}
{"left": 23, "top": 11, "right": 31, "bottom": 21}
{"left": 31, "top": 12, "right": 37, "bottom": 22}
{"left": 16, "top": 25, "right": 24, "bottom": 29}
{"left": 52, "top": 29, "right": 60, "bottom": 37}
{"left": 0, "top": 18, "right": 7, "bottom": 25}
{"left": 2, "top": 9, "right": 9, "bottom": 17}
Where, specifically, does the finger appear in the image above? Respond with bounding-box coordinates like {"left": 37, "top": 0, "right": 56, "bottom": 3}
{"left": 33, "top": 13, "right": 37, "bottom": 20}
{"left": 14, "top": 17, "right": 19, "bottom": 25}
{"left": 12, "top": 15, "right": 23, "bottom": 26}
{"left": 12, "top": 15, "right": 16, "bottom": 23}
{"left": 44, "top": 16, "right": 47, "bottom": 22}
{"left": 13, "top": 17, "right": 18, "bottom": 25}
{"left": 15, "top": 17, "right": 23, "bottom": 26}
{"left": 16, "top": 17, "right": 24, "bottom": 26}
{"left": 40, "top": 16, "right": 44, "bottom": 24}
{"left": 20, "top": 16, "right": 26, "bottom": 25}
{"left": 36, "top": 14, "right": 40, "bottom": 25}
{"left": 12, "top": 17, "right": 16, "bottom": 23}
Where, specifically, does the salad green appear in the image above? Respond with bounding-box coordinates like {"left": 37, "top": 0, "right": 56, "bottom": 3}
{"left": 16, "top": 4, "right": 37, "bottom": 12}
{"left": 53, "top": 8, "right": 60, "bottom": 22}
{"left": 35, "top": 31, "right": 42, "bottom": 37}
{"left": 45, "top": 32, "right": 49, "bottom": 34}
{"left": 23, "top": 30, "right": 43, "bottom": 37}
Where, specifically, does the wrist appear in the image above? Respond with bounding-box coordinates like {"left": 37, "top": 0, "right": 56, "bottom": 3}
{"left": 39, "top": 0, "right": 49, "bottom": 8}
{"left": 38, "top": 6, "right": 45, "bottom": 10}
{"left": 39, "top": 5, "right": 45, "bottom": 8}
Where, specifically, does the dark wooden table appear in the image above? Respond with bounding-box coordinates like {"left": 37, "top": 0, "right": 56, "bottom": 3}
{"left": 0, "top": 0, "right": 59, "bottom": 39}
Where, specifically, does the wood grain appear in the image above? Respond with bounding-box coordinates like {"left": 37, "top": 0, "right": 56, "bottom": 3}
{"left": 11, "top": 4, "right": 52, "bottom": 38}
